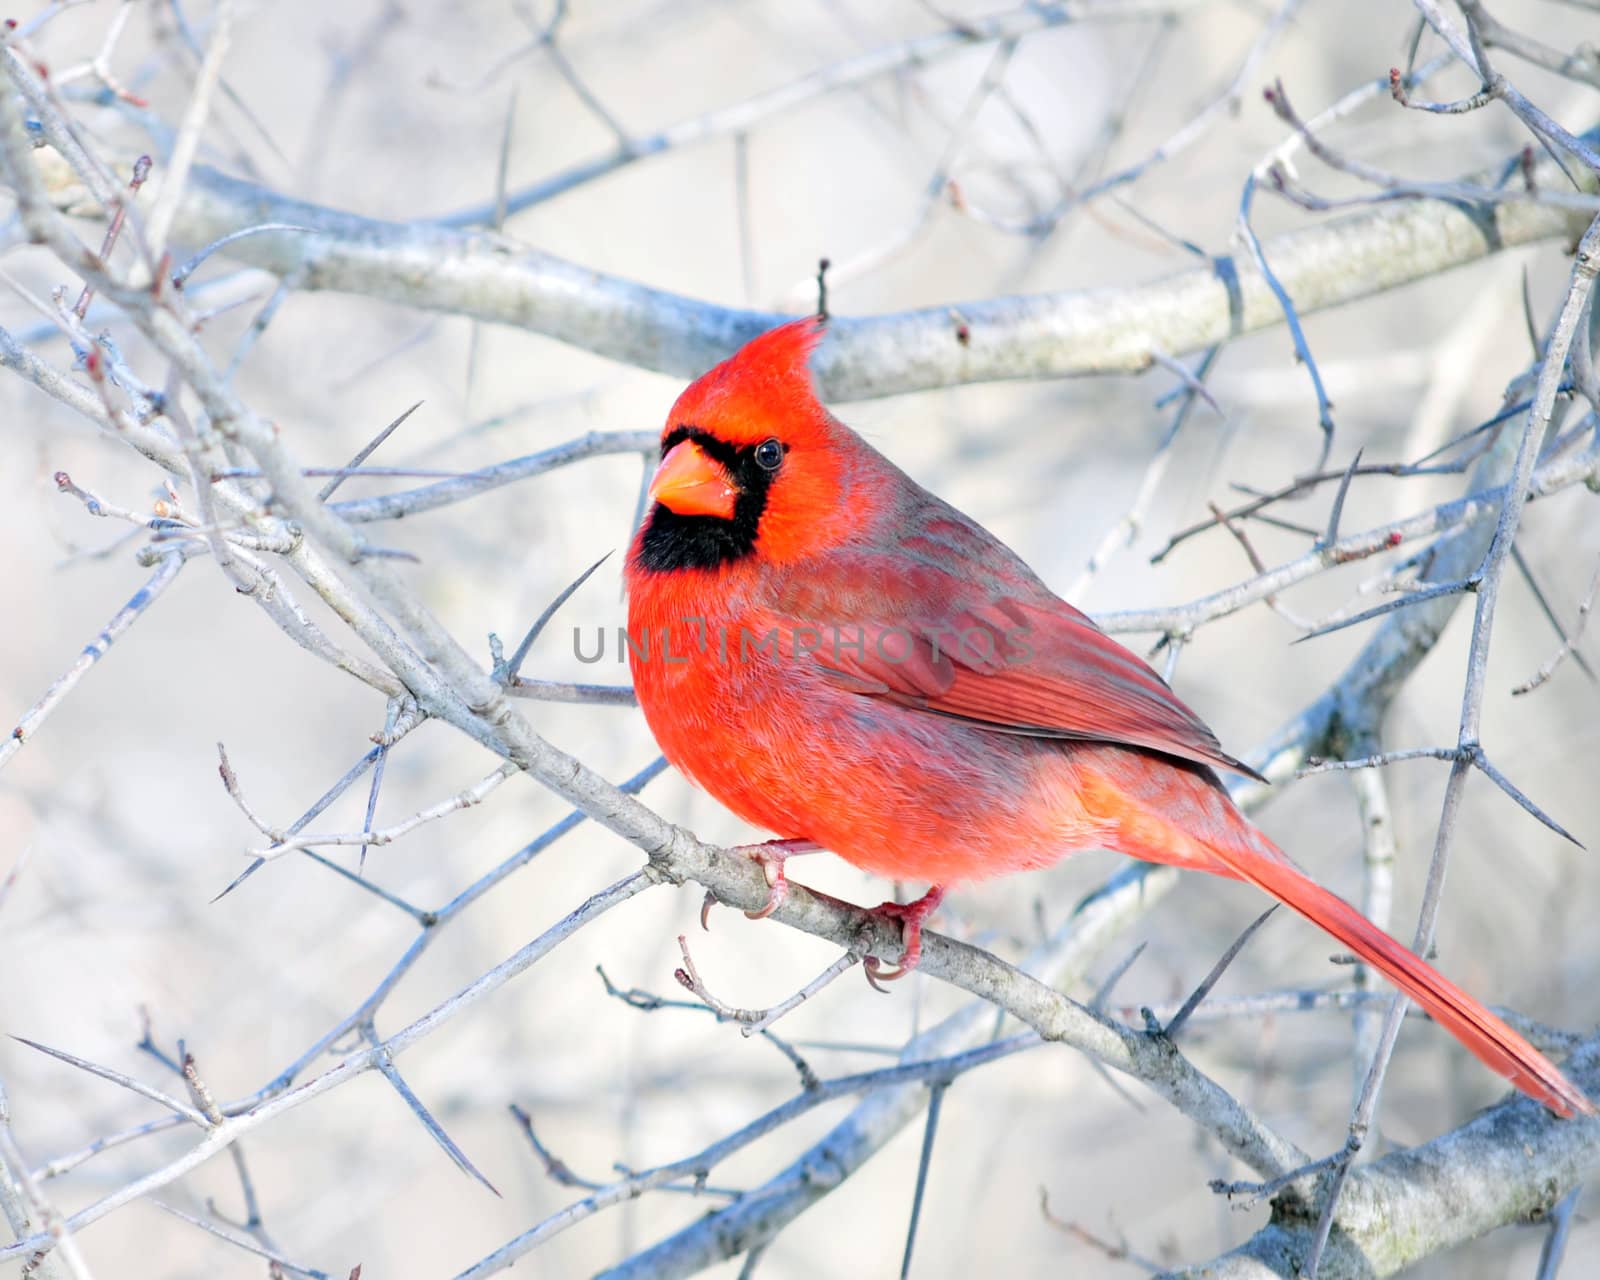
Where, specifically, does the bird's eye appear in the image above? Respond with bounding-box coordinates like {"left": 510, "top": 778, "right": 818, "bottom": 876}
{"left": 754, "top": 438, "right": 784, "bottom": 471}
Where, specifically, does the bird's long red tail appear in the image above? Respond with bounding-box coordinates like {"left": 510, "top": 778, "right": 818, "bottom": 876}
{"left": 1219, "top": 841, "right": 1593, "bottom": 1118}
{"left": 1089, "top": 767, "right": 1594, "bottom": 1118}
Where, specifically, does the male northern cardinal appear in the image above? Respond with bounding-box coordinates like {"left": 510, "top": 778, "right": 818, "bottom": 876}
{"left": 622, "top": 316, "right": 1592, "bottom": 1118}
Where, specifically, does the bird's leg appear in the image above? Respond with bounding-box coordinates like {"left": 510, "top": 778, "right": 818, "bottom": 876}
{"left": 700, "top": 838, "right": 822, "bottom": 928}
{"left": 863, "top": 885, "right": 947, "bottom": 990}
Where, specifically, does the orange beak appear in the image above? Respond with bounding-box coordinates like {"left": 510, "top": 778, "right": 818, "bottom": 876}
{"left": 647, "top": 440, "right": 738, "bottom": 519}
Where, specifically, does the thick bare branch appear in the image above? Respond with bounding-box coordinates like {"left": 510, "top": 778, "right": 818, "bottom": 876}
{"left": 114, "top": 138, "right": 1598, "bottom": 400}
{"left": 1167, "top": 1033, "right": 1600, "bottom": 1278}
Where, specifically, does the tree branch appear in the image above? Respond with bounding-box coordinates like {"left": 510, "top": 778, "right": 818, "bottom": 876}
{"left": 100, "top": 134, "right": 1598, "bottom": 400}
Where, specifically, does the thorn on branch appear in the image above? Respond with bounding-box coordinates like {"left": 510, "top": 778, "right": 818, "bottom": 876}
{"left": 498, "top": 551, "right": 613, "bottom": 686}
{"left": 1468, "top": 746, "right": 1584, "bottom": 846}
{"left": 509, "top": 1103, "right": 594, "bottom": 1189}
{"left": 1164, "top": 906, "right": 1278, "bottom": 1039}
{"left": 368, "top": 1027, "right": 499, "bottom": 1196}
{"left": 10, "top": 1034, "right": 211, "bottom": 1129}
{"left": 318, "top": 401, "right": 424, "bottom": 502}
{"left": 1089, "top": 942, "right": 1147, "bottom": 1012}
{"left": 1323, "top": 449, "right": 1364, "bottom": 548}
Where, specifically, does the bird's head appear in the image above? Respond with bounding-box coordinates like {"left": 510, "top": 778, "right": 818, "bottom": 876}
{"left": 633, "top": 317, "right": 848, "bottom": 572}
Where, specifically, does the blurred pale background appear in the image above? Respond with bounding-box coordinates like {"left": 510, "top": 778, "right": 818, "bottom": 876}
{"left": 2, "top": 1, "right": 1598, "bottom": 1275}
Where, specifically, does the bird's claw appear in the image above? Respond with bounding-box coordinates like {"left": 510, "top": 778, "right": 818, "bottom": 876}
{"left": 861, "top": 886, "right": 946, "bottom": 991}
{"left": 701, "top": 838, "right": 818, "bottom": 927}
{"left": 863, "top": 956, "right": 905, "bottom": 993}
{"left": 744, "top": 857, "right": 789, "bottom": 920}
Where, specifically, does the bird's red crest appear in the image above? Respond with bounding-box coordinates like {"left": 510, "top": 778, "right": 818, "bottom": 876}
{"left": 667, "top": 317, "right": 828, "bottom": 447}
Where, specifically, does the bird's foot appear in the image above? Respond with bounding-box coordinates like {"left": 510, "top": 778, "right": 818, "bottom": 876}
{"left": 740, "top": 838, "right": 821, "bottom": 919}
{"left": 700, "top": 838, "right": 822, "bottom": 929}
{"left": 863, "top": 886, "right": 947, "bottom": 992}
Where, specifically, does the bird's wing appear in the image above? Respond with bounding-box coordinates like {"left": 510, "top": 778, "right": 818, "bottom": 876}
{"left": 766, "top": 552, "right": 1262, "bottom": 780}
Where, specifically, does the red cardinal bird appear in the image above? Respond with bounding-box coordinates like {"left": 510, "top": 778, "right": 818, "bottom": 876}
{"left": 622, "top": 317, "right": 1593, "bottom": 1118}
